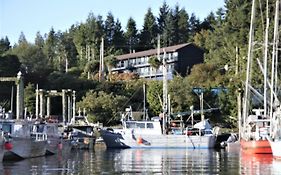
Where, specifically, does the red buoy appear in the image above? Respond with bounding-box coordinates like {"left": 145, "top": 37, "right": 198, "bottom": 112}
{"left": 4, "top": 142, "right": 13, "bottom": 150}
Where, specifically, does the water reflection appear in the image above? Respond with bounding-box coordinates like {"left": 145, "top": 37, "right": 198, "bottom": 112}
{"left": 108, "top": 149, "right": 240, "bottom": 174}
{"left": 1, "top": 146, "right": 281, "bottom": 174}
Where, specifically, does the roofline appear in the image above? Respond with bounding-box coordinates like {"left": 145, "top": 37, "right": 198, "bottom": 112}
{"left": 116, "top": 43, "right": 195, "bottom": 60}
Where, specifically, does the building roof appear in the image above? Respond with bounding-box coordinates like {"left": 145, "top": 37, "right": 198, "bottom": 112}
{"left": 116, "top": 43, "right": 193, "bottom": 60}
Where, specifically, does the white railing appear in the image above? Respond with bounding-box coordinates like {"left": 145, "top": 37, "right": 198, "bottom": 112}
{"left": 32, "top": 132, "right": 48, "bottom": 141}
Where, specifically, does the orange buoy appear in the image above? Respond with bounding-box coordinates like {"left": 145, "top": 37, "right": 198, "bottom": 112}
{"left": 4, "top": 142, "right": 13, "bottom": 150}
{"left": 137, "top": 137, "right": 143, "bottom": 144}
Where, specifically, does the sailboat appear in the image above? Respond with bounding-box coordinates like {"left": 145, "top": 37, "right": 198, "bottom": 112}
{"left": 240, "top": 0, "right": 275, "bottom": 154}
{"left": 100, "top": 49, "right": 217, "bottom": 149}
{"left": 266, "top": 0, "right": 281, "bottom": 158}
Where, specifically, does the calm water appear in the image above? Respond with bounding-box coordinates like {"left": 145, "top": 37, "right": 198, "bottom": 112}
{"left": 0, "top": 145, "right": 281, "bottom": 175}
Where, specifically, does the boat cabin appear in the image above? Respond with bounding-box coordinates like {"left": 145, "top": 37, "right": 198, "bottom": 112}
{"left": 123, "top": 121, "right": 162, "bottom": 135}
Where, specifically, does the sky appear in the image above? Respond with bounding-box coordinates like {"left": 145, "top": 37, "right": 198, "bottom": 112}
{"left": 0, "top": 0, "right": 225, "bottom": 45}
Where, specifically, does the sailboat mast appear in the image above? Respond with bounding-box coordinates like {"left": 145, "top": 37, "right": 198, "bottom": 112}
{"left": 143, "top": 83, "right": 147, "bottom": 120}
{"left": 162, "top": 49, "right": 168, "bottom": 135}
{"left": 243, "top": 0, "right": 256, "bottom": 133}
{"left": 270, "top": 0, "right": 279, "bottom": 117}
{"left": 264, "top": 17, "right": 269, "bottom": 116}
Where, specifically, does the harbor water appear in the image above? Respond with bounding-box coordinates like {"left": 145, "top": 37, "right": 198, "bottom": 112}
{"left": 0, "top": 145, "right": 281, "bottom": 175}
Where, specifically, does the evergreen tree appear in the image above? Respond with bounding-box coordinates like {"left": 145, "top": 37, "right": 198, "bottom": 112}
{"left": 112, "top": 19, "right": 125, "bottom": 53}
{"left": 44, "top": 27, "right": 57, "bottom": 68}
{"left": 104, "top": 12, "right": 116, "bottom": 50}
{"left": 125, "top": 17, "right": 138, "bottom": 53}
{"left": 18, "top": 32, "right": 28, "bottom": 44}
{"left": 0, "top": 36, "right": 11, "bottom": 55}
{"left": 189, "top": 13, "right": 200, "bottom": 41}
{"left": 34, "top": 31, "right": 44, "bottom": 49}
{"left": 139, "top": 8, "right": 158, "bottom": 50}
{"left": 157, "top": 1, "right": 170, "bottom": 35}
{"left": 177, "top": 8, "right": 189, "bottom": 43}
{"left": 163, "top": 11, "right": 176, "bottom": 46}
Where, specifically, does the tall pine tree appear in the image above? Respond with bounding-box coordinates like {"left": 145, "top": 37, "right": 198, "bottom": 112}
{"left": 139, "top": 8, "right": 158, "bottom": 50}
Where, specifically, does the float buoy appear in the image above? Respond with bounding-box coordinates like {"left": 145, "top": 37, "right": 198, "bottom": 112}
{"left": 137, "top": 137, "right": 143, "bottom": 144}
{"left": 4, "top": 142, "right": 13, "bottom": 150}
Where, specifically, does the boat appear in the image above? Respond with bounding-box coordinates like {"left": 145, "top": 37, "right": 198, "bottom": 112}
{"left": 240, "top": 0, "right": 272, "bottom": 154}
{"left": 267, "top": 107, "right": 281, "bottom": 158}
{"left": 33, "top": 121, "right": 72, "bottom": 155}
{"left": 67, "top": 115, "right": 96, "bottom": 149}
{"left": 264, "top": 0, "right": 281, "bottom": 159}
{"left": 100, "top": 109, "right": 217, "bottom": 149}
{"left": 0, "top": 119, "right": 48, "bottom": 160}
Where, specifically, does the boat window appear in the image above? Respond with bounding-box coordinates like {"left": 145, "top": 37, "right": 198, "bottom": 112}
{"left": 146, "top": 123, "right": 154, "bottom": 129}
{"left": 126, "top": 122, "right": 136, "bottom": 128}
{"left": 136, "top": 123, "right": 145, "bottom": 128}
{"left": 1, "top": 124, "right": 11, "bottom": 133}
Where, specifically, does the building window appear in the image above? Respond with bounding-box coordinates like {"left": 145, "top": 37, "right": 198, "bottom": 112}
{"left": 173, "top": 52, "right": 178, "bottom": 58}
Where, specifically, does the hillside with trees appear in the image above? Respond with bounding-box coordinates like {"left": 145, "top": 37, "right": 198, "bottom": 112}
{"left": 0, "top": 0, "right": 273, "bottom": 128}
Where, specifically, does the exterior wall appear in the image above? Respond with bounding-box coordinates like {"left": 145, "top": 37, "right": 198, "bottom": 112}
{"left": 176, "top": 44, "right": 204, "bottom": 77}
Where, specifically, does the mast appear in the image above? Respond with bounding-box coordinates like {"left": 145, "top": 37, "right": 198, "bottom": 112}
{"left": 200, "top": 92, "right": 204, "bottom": 121}
{"left": 263, "top": 11, "right": 269, "bottom": 116}
{"left": 162, "top": 49, "right": 168, "bottom": 135}
{"left": 270, "top": 0, "right": 280, "bottom": 117}
{"left": 242, "top": 0, "right": 256, "bottom": 136}
{"left": 143, "top": 83, "right": 147, "bottom": 120}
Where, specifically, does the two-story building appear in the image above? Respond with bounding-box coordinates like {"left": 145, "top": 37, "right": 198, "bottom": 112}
{"left": 111, "top": 43, "right": 204, "bottom": 79}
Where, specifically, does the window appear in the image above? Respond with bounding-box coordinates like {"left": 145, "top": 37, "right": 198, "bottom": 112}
{"left": 136, "top": 123, "right": 145, "bottom": 128}
{"left": 126, "top": 122, "right": 136, "bottom": 128}
{"left": 173, "top": 52, "right": 178, "bottom": 57}
{"left": 146, "top": 123, "right": 154, "bottom": 129}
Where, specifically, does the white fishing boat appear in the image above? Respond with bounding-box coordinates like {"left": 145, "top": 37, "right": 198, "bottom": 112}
{"left": 0, "top": 119, "right": 47, "bottom": 160}
{"left": 263, "top": 0, "right": 281, "bottom": 158}
{"left": 268, "top": 107, "right": 281, "bottom": 158}
{"left": 100, "top": 108, "right": 216, "bottom": 149}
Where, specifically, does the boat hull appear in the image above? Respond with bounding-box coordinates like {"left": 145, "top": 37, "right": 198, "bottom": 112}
{"left": 240, "top": 139, "right": 272, "bottom": 154}
{"left": 268, "top": 139, "right": 281, "bottom": 158}
{"left": 46, "top": 137, "right": 72, "bottom": 155}
{"left": 100, "top": 129, "right": 216, "bottom": 149}
{"left": 4, "top": 137, "right": 47, "bottom": 160}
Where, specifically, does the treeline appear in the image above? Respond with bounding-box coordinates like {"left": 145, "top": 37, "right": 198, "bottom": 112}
{"left": 0, "top": 0, "right": 274, "bottom": 127}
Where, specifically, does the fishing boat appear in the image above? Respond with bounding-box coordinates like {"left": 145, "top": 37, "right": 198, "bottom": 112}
{"left": 268, "top": 107, "right": 281, "bottom": 158}
{"left": 100, "top": 48, "right": 216, "bottom": 149}
{"left": 239, "top": 0, "right": 274, "bottom": 154}
{"left": 67, "top": 115, "right": 96, "bottom": 149}
{"left": 264, "top": 0, "right": 281, "bottom": 159}
{"left": 33, "top": 121, "right": 72, "bottom": 155}
{"left": 100, "top": 108, "right": 216, "bottom": 149}
{"left": 0, "top": 119, "right": 48, "bottom": 160}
